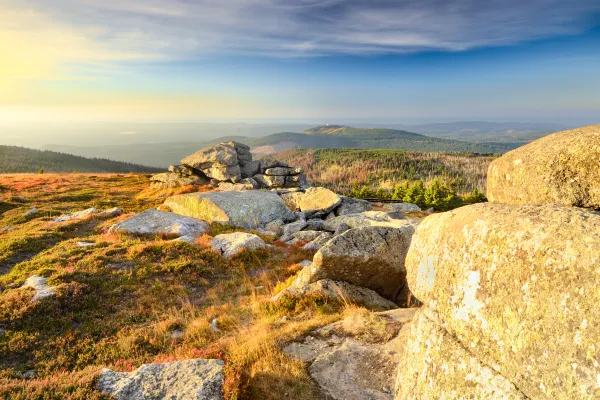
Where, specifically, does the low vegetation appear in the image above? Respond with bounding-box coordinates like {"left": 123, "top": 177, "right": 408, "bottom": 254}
{"left": 273, "top": 148, "right": 493, "bottom": 208}
{"left": 0, "top": 174, "right": 349, "bottom": 399}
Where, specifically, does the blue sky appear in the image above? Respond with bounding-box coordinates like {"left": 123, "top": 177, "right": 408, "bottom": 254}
{"left": 1, "top": 0, "right": 599, "bottom": 124}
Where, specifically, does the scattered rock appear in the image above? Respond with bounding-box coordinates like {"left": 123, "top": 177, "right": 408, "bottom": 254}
{"left": 23, "top": 207, "right": 38, "bottom": 217}
{"left": 217, "top": 182, "right": 253, "bottom": 192}
{"left": 335, "top": 197, "right": 373, "bottom": 216}
{"left": 170, "top": 330, "right": 185, "bottom": 339}
{"left": 109, "top": 209, "right": 208, "bottom": 237}
{"left": 299, "top": 187, "right": 342, "bottom": 218}
{"left": 333, "top": 222, "right": 351, "bottom": 236}
{"left": 0, "top": 226, "right": 14, "bottom": 233}
{"left": 22, "top": 275, "right": 56, "bottom": 301}
{"left": 487, "top": 124, "right": 600, "bottom": 208}
{"left": 240, "top": 161, "right": 261, "bottom": 179}
{"left": 150, "top": 173, "right": 207, "bottom": 189}
{"left": 274, "top": 279, "right": 397, "bottom": 310}
{"left": 382, "top": 203, "right": 421, "bottom": 213}
{"left": 97, "top": 359, "right": 224, "bottom": 400}
{"left": 98, "top": 207, "right": 123, "bottom": 218}
{"left": 305, "top": 218, "right": 326, "bottom": 231}
{"left": 280, "top": 220, "right": 308, "bottom": 242}
{"left": 405, "top": 202, "right": 600, "bottom": 399}
{"left": 171, "top": 235, "right": 197, "bottom": 244}
{"left": 164, "top": 191, "right": 294, "bottom": 229}
{"left": 76, "top": 241, "right": 95, "bottom": 247}
{"left": 298, "top": 226, "right": 414, "bottom": 302}
{"left": 301, "top": 232, "right": 334, "bottom": 251}
{"left": 53, "top": 207, "right": 98, "bottom": 222}
{"left": 211, "top": 232, "right": 266, "bottom": 258}
{"left": 291, "top": 230, "right": 322, "bottom": 243}
{"left": 22, "top": 370, "right": 37, "bottom": 380}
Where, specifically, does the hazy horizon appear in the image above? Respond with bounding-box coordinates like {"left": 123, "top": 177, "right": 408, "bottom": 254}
{"left": 1, "top": 0, "right": 599, "bottom": 146}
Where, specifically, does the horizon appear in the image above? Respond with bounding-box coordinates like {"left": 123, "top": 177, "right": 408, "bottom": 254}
{"left": 1, "top": 0, "right": 599, "bottom": 146}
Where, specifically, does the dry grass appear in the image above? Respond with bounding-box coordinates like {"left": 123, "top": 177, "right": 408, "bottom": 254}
{"left": 0, "top": 173, "right": 346, "bottom": 399}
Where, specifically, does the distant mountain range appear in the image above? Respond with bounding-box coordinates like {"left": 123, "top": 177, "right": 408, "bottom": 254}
{"left": 0, "top": 146, "right": 162, "bottom": 174}
{"left": 44, "top": 125, "right": 525, "bottom": 168}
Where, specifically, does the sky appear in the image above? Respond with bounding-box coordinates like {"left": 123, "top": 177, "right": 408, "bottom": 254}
{"left": 1, "top": 0, "right": 600, "bottom": 127}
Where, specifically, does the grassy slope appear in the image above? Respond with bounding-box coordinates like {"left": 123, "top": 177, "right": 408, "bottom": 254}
{"left": 0, "top": 174, "right": 364, "bottom": 399}
{"left": 0, "top": 146, "right": 162, "bottom": 174}
{"left": 272, "top": 148, "right": 496, "bottom": 195}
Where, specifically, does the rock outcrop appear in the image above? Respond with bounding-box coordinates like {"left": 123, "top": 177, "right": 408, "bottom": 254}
{"left": 293, "top": 225, "right": 414, "bottom": 303}
{"left": 163, "top": 191, "right": 294, "bottom": 229}
{"left": 109, "top": 209, "right": 208, "bottom": 237}
{"left": 399, "top": 203, "right": 600, "bottom": 399}
{"left": 97, "top": 358, "right": 224, "bottom": 400}
{"left": 322, "top": 211, "right": 408, "bottom": 232}
{"left": 151, "top": 141, "right": 309, "bottom": 190}
{"left": 211, "top": 232, "right": 266, "bottom": 258}
{"left": 487, "top": 124, "right": 600, "bottom": 208}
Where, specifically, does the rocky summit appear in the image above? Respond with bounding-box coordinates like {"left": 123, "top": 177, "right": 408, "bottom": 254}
{"left": 151, "top": 141, "right": 310, "bottom": 190}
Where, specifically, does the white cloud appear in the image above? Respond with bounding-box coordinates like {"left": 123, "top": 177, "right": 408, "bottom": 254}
{"left": 4, "top": 0, "right": 600, "bottom": 58}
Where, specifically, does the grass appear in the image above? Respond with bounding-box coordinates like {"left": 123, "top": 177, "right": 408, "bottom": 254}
{"left": 0, "top": 173, "right": 357, "bottom": 399}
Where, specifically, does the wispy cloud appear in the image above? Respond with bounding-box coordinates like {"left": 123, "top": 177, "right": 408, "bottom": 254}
{"left": 4, "top": 0, "right": 600, "bottom": 60}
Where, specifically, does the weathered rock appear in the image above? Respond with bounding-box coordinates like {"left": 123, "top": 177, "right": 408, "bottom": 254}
{"left": 211, "top": 232, "right": 266, "bottom": 258}
{"left": 240, "top": 177, "right": 259, "bottom": 189}
{"left": 487, "top": 124, "right": 600, "bottom": 208}
{"left": 299, "top": 226, "right": 414, "bottom": 302}
{"left": 264, "top": 219, "right": 285, "bottom": 235}
{"left": 181, "top": 142, "right": 239, "bottom": 169}
{"left": 274, "top": 279, "right": 397, "bottom": 310}
{"left": 109, "top": 209, "right": 208, "bottom": 237}
{"left": 169, "top": 164, "right": 197, "bottom": 176}
{"left": 305, "top": 218, "right": 326, "bottom": 231}
{"left": 253, "top": 174, "right": 285, "bottom": 188}
{"left": 299, "top": 187, "right": 342, "bottom": 218}
{"left": 53, "top": 207, "right": 98, "bottom": 222}
{"left": 333, "top": 222, "right": 351, "bottom": 236}
{"left": 23, "top": 207, "right": 38, "bottom": 217}
{"left": 164, "top": 191, "right": 294, "bottom": 229}
{"left": 280, "top": 192, "right": 304, "bottom": 211}
{"left": 291, "top": 230, "right": 322, "bottom": 243}
{"left": 98, "top": 207, "right": 123, "bottom": 218}
{"left": 382, "top": 203, "right": 421, "bottom": 213}
{"left": 260, "top": 159, "right": 288, "bottom": 171}
{"left": 97, "top": 358, "right": 224, "bottom": 400}
{"left": 240, "top": 161, "right": 261, "bottom": 178}
{"left": 406, "top": 203, "right": 600, "bottom": 399}
{"left": 150, "top": 172, "right": 207, "bottom": 188}
{"left": 301, "top": 232, "right": 333, "bottom": 251}
{"left": 264, "top": 167, "right": 297, "bottom": 176}
{"left": 286, "top": 174, "right": 310, "bottom": 188}
{"left": 202, "top": 164, "right": 242, "bottom": 182}
{"left": 225, "top": 141, "right": 252, "bottom": 164}
{"left": 76, "top": 241, "right": 95, "bottom": 247}
{"left": 22, "top": 275, "right": 56, "bottom": 301}
{"left": 217, "top": 182, "right": 252, "bottom": 192}
{"left": 323, "top": 211, "right": 408, "bottom": 232}
{"left": 335, "top": 197, "right": 373, "bottom": 216}
{"left": 280, "top": 220, "right": 308, "bottom": 242}
{"left": 395, "top": 310, "right": 526, "bottom": 400}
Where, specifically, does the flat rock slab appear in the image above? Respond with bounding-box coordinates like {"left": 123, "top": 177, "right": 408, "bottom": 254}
{"left": 22, "top": 275, "right": 56, "bottom": 301}
{"left": 299, "top": 187, "right": 342, "bottom": 218}
{"left": 164, "top": 191, "right": 294, "bottom": 229}
{"left": 98, "top": 358, "right": 224, "bottom": 400}
{"left": 109, "top": 209, "right": 208, "bottom": 237}
{"left": 323, "top": 211, "right": 409, "bottom": 232}
{"left": 211, "top": 232, "right": 266, "bottom": 258}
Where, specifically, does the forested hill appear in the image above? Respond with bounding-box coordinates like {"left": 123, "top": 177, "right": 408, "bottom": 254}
{"left": 0, "top": 145, "right": 162, "bottom": 173}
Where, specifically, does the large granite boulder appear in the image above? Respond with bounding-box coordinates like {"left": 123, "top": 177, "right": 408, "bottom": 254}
{"left": 395, "top": 310, "right": 525, "bottom": 399}
{"left": 98, "top": 358, "right": 224, "bottom": 400}
{"left": 280, "top": 192, "right": 304, "bottom": 211}
{"left": 163, "top": 191, "right": 295, "bottom": 229}
{"left": 296, "top": 225, "right": 414, "bottom": 303}
{"left": 487, "top": 124, "right": 600, "bottom": 208}
{"left": 299, "top": 187, "right": 342, "bottom": 218}
{"left": 211, "top": 232, "right": 266, "bottom": 258}
{"left": 323, "top": 211, "right": 408, "bottom": 232}
{"left": 405, "top": 203, "right": 600, "bottom": 399}
{"left": 109, "top": 209, "right": 208, "bottom": 237}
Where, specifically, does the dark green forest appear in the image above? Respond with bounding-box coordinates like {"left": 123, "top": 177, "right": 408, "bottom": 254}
{"left": 0, "top": 146, "right": 162, "bottom": 173}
